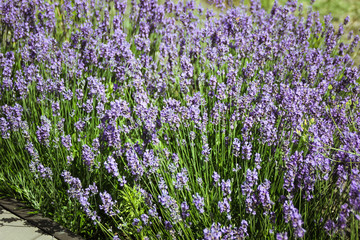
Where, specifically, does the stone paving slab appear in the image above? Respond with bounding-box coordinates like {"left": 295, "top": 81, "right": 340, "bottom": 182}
{"left": 0, "top": 205, "right": 55, "bottom": 240}
{"left": 0, "top": 197, "right": 84, "bottom": 240}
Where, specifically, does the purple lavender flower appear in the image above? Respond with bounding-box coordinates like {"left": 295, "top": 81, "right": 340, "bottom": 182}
{"left": 52, "top": 101, "right": 60, "bottom": 116}
{"left": 99, "top": 191, "right": 117, "bottom": 216}
{"left": 61, "top": 171, "right": 100, "bottom": 223}
{"left": 324, "top": 219, "right": 336, "bottom": 236}
{"left": 218, "top": 197, "right": 231, "bottom": 214}
{"left": 254, "top": 153, "right": 262, "bottom": 170}
{"left": 190, "top": 131, "right": 196, "bottom": 141}
{"left": 106, "top": 99, "right": 131, "bottom": 120}
{"left": 92, "top": 138, "right": 100, "bottom": 152}
{"left": 349, "top": 169, "right": 360, "bottom": 212}
{"left": 36, "top": 116, "right": 51, "bottom": 146}
{"left": 125, "top": 147, "right": 144, "bottom": 178}
{"left": 29, "top": 160, "right": 53, "bottom": 180}
{"left": 174, "top": 168, "right": 189, "bottom": 190}
{"left": 142, "top": 149, "right": 159, "bottom": 174}
{"left": 37, "top": 163, "right": 53, "bottom": 180}
{"left": 202, "top": 143, "right": 211, "bottom": 162}
{"left": 85, "top": 182, "right": 98, "bottom": 196}
{"left": 74, "top": 119, "right": 86, "bottom": 132}
{"left": 82, "top": 144, "right": 95, "bottom": 169}
{"left": 203, "top": 223, "right": 222, "bottom": 240}
{"left": 132, "top": 218, "right": 140, "bottom": 226}
{"left": 181, "top": 201, "right": 190, "bottom": 219}
{"left": 114, "top": 0, "right": 127, "bottom": 13}
{"left": 232, "top": 138, "right": 241, "bottom": 157}
{"left": 141, "top": 214, "right": 149, "bottom": 225}
{"left": 257, "top": 179, "right": 274, "bottom": 214}
{"left": 158, "top": 191, "right": 181, "bottom": 223}
{"left": 164, "top": 220, "right": 173, "bottom": 230}
{"left": 242, "top": 169, "right": 258, "bottom": 215}
{"left": 0, "top": 118, "right": 10, "bottom": 139}
{"left": 242, "top": 141, "right": 252, "bottom": 160}
{"left": 82, "top": 98, "right": 94, "bottom": 114}
{"left": 203, "top": 221, "right": 248, "bottom": 239}
{"left": 118, "top": 176, "right": 127, "bottom": 187}
{"left": 283, "top": 200, "right": 306, "bottom": 238}
{"left": 25, "top": 141, "right": 39, "bottom": 160}
{"left": 337, "top": 204, "right": 350, "bottom": 230}
{"left": 221, "top": 179, "right": 231, "bottom": 196}
{"left": 76, "top": 88, "right": 84, "bottom": 100}
{"left": 193, "top": 193, "right": 205, "bottom": 214}
{"left": 212, "top": 171, "right": 221, "bottom": 185}
{"left": 104, "top": 155, "right": 119, "bottom": 178}
{"left": 61, "top": 135, "right": 72, "bottom": 151}
{"left": 276, "top": 232, "right": 288, "bottom": 240}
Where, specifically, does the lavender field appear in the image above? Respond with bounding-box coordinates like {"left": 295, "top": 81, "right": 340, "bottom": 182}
{"left": 1, "top": 0, "right": 360, "bottom": 239}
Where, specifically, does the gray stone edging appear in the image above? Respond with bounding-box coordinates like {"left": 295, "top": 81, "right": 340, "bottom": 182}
{"left": 0, "top": 196, "right": 84, "bottom": 240}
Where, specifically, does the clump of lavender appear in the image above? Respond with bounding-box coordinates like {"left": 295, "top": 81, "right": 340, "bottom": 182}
{"left": 1, "top": 0, "right": 360, "bottom": 239}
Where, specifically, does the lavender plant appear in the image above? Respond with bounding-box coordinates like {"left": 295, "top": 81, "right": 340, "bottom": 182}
{"left": 1, "top": 0, "right": 360, "bottom": 239}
